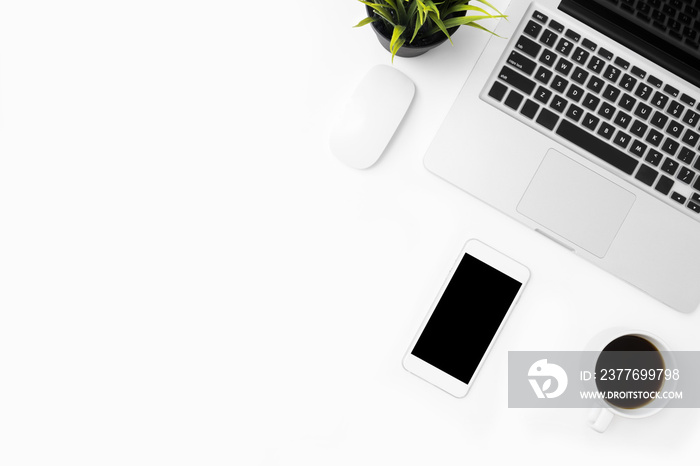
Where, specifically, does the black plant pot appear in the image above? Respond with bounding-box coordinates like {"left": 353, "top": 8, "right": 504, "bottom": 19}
{"left": 367, "top": 6, "right": 466, "bottom": 58}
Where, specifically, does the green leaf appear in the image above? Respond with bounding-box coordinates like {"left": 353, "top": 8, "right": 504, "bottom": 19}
{"left": 410, "top": 13, "right": 423, "bottom": 42}
{"left": 428, "top": 10, "right": 451, "bottom": 43}
{"left": 463, "top": 20, "right": 504, "bottom": 38}
{"left": 353, "top": 16, "right": 380, "bottom": 28}
{"left": 390, "top": 25, "right": 407, "bottom": 62}
{"left": 473, "top": 0, "right": 505, "bottom": 17}
{"left": 423, "top": 0, "right": 441, "bottom": 18}
{"left": 357, "top": 1, "right": 396, "bottom": 25}
{"left": 444, "top": 4, "right": 490, "bottom": 16}
{"left": 395, "top": 0, "right": 407, "bottom": 23}
{"left": 439, "top": 14, "right": 506, "bottom": 30}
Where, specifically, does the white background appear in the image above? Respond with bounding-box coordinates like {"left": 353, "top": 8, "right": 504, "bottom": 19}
{"left": 1, "top": 1, "right": 699, "bottom": 464}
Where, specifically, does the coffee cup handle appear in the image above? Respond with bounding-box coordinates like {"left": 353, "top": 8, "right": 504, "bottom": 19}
{"left": 588, "top": 407, "right": 614, "bottom": 433}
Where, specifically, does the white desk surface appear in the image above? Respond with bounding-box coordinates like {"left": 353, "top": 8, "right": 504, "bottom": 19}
{"left": 1, "top": 1, "right": 699, "bottom": 464}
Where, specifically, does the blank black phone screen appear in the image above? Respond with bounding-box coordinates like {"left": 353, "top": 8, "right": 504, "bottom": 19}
{"left": 411, "top": 252, "right": 522, "bottom": 385}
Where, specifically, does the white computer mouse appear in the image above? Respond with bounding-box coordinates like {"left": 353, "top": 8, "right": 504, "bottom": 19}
{"left": 330, "top": 65, "right": 415, "bottom": 169}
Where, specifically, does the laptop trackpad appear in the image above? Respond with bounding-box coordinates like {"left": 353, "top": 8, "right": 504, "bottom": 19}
{"left": 517, "top": 149, "right": 636, "bottom": 258}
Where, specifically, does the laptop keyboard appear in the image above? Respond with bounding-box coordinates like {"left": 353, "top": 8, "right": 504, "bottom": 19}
{"left": 619, "top": 0, "right": 700, "bottom": 50}
{"left": 484, "top": 6, "right": 700, "bottom": 218}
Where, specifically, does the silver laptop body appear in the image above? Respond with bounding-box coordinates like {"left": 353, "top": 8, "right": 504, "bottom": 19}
{"left": 425, "top": 0, "right": 700, "bottom": 312}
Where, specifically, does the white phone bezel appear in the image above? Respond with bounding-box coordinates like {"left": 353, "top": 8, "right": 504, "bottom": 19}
{"left": 402, "top": 239, "right": 530, "bottom": 398}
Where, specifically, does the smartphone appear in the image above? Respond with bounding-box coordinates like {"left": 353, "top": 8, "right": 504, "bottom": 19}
{"left": 402, "top": 239, "right": 530, "bottom": 398}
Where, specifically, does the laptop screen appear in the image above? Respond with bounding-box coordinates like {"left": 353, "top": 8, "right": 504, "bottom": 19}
{"left": 560, "top": 0, "right": 700, "bottom": 88}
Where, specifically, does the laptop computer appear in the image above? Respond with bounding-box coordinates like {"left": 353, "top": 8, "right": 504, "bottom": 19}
{"left": 424, "top": 0, "right": 700, "bottom": 313}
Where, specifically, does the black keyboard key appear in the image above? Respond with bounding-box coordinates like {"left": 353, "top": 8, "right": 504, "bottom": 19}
{"left": 620, "top": 74, "right": 638, "bottom": 91}
{"left": 679, "top": 147, "right": 696, "bottom": 164}
{"left": 672, "top": 192, "right": 687, "bottom": 203}
{"left": 647, "top": 75, "right": 663, "bottom": 88}
{"left": 695, "top": 174, "right": 700, "bottom": 188}
{"left": 583, "top": 112, "right": 600, "bottom": 130}
{"left": 630, "top": 139, "right": 648, "bottom": 157}
{"left": 636, "top": 164, "right": 659, "bottom": 185}
{"left": 555, "top": 38, "right": 574, "bottom": 56}
{"left": 680, "top": 93, "right": 696, "bottom": 106}
{"left": 521, "top": 99, "right": 540, "bottom": 119}
{"left": 598, "top": 47, "right": 614, "bottom": 60}
{"left": 662, "top": 156, "right": 680, "bottom": 174}
{"left": 620, "top": 94, "right": 637, "bottom": 111}
{"left": 631, "top": 65, "right": 647, "bottom": 79}
{"left": 651, "top": 91, "right": 669, "bottom": 109}
{"left": 508, "top": 50, "right": 537, "bottom": 75}
{"left": 614, "top": 131, "right": 632, "bottom": 148}
{"left": 614, "top": 110, "right": 633, "bottom": 128}
{"left": 694, "top": 193, "right": 700, "bottom": 203}
{"left": 534, "top": 86, "right": 553, "bottom": 104}
{"left": 682, "top": 128, "right": 700, "bottom": 146}
{"left": 587, "top": 76, "right": 605, "bottom": 94}
{"left": 667, "top": 100, "right": 685, "bottom": 118}
{"left": 550, "top": 94, "right": 568, "bottom": 113}
{"left": 572, "top": 47, "right": 590, "bottom": 64}
{"left": 603, "top": 64, "right": 622, "bottom": 83}
{"left": 646, "top": 128, "right": 664, "bottom": 146}
{"left": 489, "top": 81, "right": 508, "bottom": 101}
{"left": 683, "top": 109, "right": 700, "bottom": 126}
{"left": 536, "top": 107, "right": 559, "bottom": 130}
{"left": 505, "top": 89, "right": 524, "bottom": 109}
{"left": 566, "top": 103, "right": 584, "bottom": 122}
{"left": 540, "top": 29, "right": 559, "bottom": 47}
{"left": 635, "top": 83, "right": 653, "bottom": 100}
{"left": 549, "top": 19, "right": 565, "bottom": 33}
{"left": 603, "top": 84, "right": 621, "bottom": 102}
{"left": 688, "top": 201, "right": 700, "bottom": 213}
{"left": 667, "top": 121, "right": 684, "bottom": 139}
{"left": 533, "top": 10, "right": 548, "bottom": 23}
{"left": 551, "top": 75, "right": 568, "bottom": 93}
{"left": 555, "top": 57, "right": 573, "bottom": 75}
{"left": 557, "top": 120, "right": 639, "bottom": 174}
{"left": 655, "top": 174, "right": 675, "bottom": 194}
{"left": 565, "top": 29, "right": 581, "bottom": 41}
{"left": 587, "top": 56, "right": 605, "bottom": 73}
{"left": 614, "top": 57, "right": 630, "bottom": 69}
{"left": 598, "top": 101, "right": 616, "bottom": 119}
{"left": 524, "top": 20, "right": 543, "bottom": 38}
{"left": 498, "top": 66, "right": 536, "bottom": 94}
{"left": 598, "top": 121, "right": 615, "bottom": 139}
{"left": 582, "top": 38, "right": 597, "bottom": 51}
{"left": 534, "top": 66, "right": 553, "bottom": 84}
{"left": 566, "top": 84, "right": 584, "bottom": 102}
{"left": 631, "top": 120, "right": 648, "bottom": 136}
{"left": 634, "top": 102, "right": 652, "bottom": 120}
{"left": 678, "top": 166, "right": 696, "bottom": 183}
{"left": 653, "top": 19, "right": 667, "bottom": 30}
{"left": 682, "top": 27, "right": 695, "bottom": 40}
{"left": 664, "top": 84, "right": 680, "bottom": 97}
{"left": 571, "top": 66, "right": 589, "bottom": 84}
{"left": 516, "top": 35, "right": 542, "bottom": 57}
{"left": 583, "top": 93, "right": 601, "bottom": 110}
{"left": 651, "top": 111, "right": 669, "bottom": 128}
{"left": 647, "top": 149, "right": 664, "bottom": 166}
{"left": 539, "top": 49, "right": 558, "bottom": 66}
{"left": 662, "top": 138, "right": 680, "bottom": 155}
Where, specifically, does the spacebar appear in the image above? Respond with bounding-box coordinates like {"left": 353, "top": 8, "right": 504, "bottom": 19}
{"left": 555, "top": 120, "right": 638, "bottom": 175}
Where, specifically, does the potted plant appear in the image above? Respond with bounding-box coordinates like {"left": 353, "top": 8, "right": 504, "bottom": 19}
{"left": 354, "top": 0, "right": 506, "bottom": 61}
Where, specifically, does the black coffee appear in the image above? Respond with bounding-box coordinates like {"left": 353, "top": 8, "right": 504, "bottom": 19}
{"left": 594, "top": 335, "right": 665, "bottom": 409}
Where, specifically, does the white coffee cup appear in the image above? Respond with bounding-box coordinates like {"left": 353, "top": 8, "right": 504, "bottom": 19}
{"left": 585, "top": 329, "right": 675, "bottom": 433}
